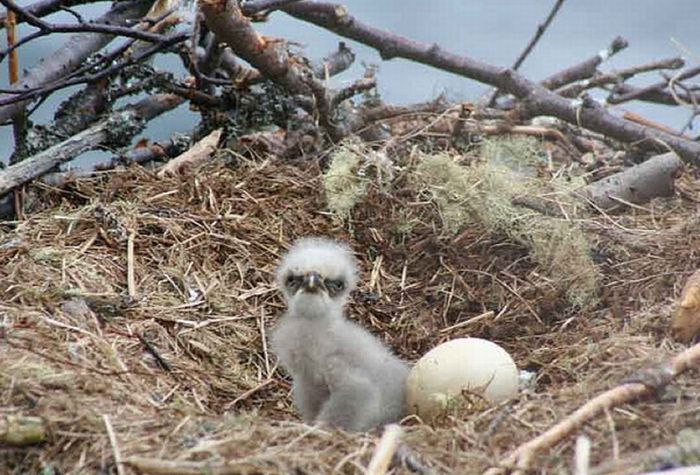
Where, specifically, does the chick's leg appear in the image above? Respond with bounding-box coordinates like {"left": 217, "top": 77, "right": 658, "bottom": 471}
{"left": 316, "top": 374, "right": 380, "bottom": 431}
{"left": 293, "top": 378, "right": 329, "bottom": 423}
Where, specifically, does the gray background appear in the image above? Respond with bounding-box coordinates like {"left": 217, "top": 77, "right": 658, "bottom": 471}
{"left": 1, "top": 0, "right": 699, "bottom": 167}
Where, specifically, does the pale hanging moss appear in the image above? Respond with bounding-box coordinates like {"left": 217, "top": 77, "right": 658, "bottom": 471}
{"left": 322, "top": 138, "right": 395, "bottom": 219}
{"left": 414, "top": 136, "right": 599, "bottom": 308}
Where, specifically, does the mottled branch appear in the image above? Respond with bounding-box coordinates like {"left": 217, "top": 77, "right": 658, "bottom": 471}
{"left": 282, "top": 2, "right": 700, "bottom": 164}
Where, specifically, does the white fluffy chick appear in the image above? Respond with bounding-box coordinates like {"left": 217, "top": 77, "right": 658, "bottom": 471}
{"left": 270, "top": 237, "right": 409, "bottom": 432}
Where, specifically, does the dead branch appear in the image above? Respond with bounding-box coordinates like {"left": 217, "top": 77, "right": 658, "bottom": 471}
{"left": 200, "top": 0, "right": 313, "bottom": 96}
{"left": 0, "top": 0, "right": 176, "bottom": 66}
{"left": 241, "top": 0, "right": 302, "bottom": 17}
{"left": 157, "top": 128, "right": 222, "bottom": 176}
{"left": 0, "top": 0, "right": 93, "bottom": 30}
{"left": 312, "top": 41, "right": 355, "bottom": 78}
{"left": 0, "top": 0, "right": 152, "bottom": 124}
{"left": 280, "top": 3, "right": 700, "bottom": 165}
{"left": 590, "top": 436, "right": 700, "bottom": 475}
{"left": 557, "top": 57, "right": 685, "bottom": 98}
{"left": 0, "top": 0, "right": 170, "bottom": 45}
{"left": 578, "top": 152, "right": 683, "bottom": 211}
{"left": 541, "top": 36, "right": 629, "bottom": 90}
{"left": 0, "top": 94, "right": 184, "bottom": 198}
{"left": 367, "top": 424, "right": 403, "bottom": 475}
{"left": 124, "top": 456, "right": 261, "bottom": 474}
{"left": 483, "top": 342, "right": 700, "bottom": 475}
{"left": 608, "top": 64, "right": 700, "bottom": 105}
{"left": 484, "top": 0, "right": 566, "bottom": 106}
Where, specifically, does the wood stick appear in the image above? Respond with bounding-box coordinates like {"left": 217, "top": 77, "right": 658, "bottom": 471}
{"left": 484, "top": 342, "right": 700, "bottom": 475}
{"left": 102, "top": 414, "right": 125, "bottom": 475}
{"left": 127, "top": 230, "right": 137, "bottom": 298}
{"left": 367, "top": 424, "right": 403, "bottom": 475}
{"left": 280, "top": 2, "right": 700, "bottom": 164}
{"left": 157, "top": 128, "right": 222, "bottom": 176}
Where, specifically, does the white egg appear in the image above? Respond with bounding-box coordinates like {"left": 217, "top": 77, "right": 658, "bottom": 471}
{"left": 406, "top": 337, "right": 519, "bottom": 423}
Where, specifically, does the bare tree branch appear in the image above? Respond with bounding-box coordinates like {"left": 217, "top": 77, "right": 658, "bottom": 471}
{"left": 200, "top": 0, "right": 312, "bottom": 96}
{"left": 312, "top": 41, "right": 354, "bottom": 78}
{"left": 281, "top": 2, "right": 700, "bottom": 164}
{"left": 484, "top": 342, "right": 700, "bottom": 475}
{"left": 241, "top": 0, "right": 301, "bottom": 16}
{"left": 0, "top": 94, "right": 184, "bottom": 197}
{"left": 556, "top": 57, "right": 685, "bottom": 98}
{"left": 541, "top": 36, "right": 629, "bottom": 90}
{"left": 0, "top": 0, "right": 93, "bottom": 30}
{"left": 578, "top": 152, "right": 683, "bottom": 211}
{"left": 0, "top": 0, "right": 171, "bottom": 49}
{"left": 484, "top": 0, "right": 566, "bottom": 106}
{"left": 608, "top": 64, "right": 700, "bottom": 105}
{"left": 0, "top": 0, "right": 154, "bottom": 124}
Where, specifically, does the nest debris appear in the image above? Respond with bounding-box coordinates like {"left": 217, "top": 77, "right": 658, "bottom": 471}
{"left": 1, "top": 144, "right": 699, "bottom": 474}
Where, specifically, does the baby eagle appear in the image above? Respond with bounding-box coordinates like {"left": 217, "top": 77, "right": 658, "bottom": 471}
{"left": 270, "top": 237, "right": 409, "bottom": 432}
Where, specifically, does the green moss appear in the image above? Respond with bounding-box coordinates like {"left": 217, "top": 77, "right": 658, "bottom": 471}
{"left": 413, "top": 136, "right": 599, "bottom": 308}
{"left": 322, "top": 139, "right": 395, "bottom": 220}
{"left": 323, "top": 142, "right": 366, "bottom": 219}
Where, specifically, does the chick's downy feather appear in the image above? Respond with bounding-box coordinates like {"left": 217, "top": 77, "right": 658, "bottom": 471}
{"left": 270, "top": 237, "right": 409, "bottom": 431}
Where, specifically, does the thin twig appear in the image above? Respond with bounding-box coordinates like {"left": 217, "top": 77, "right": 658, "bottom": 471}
{"left": 484, "top": 342, "right": 700, "bottom": 475}
{"left": 102, "top": 414, "right": 126, "bottom": 475}
{"left": 485, "top": 0, "right": 566, "bottom": 106}
{"left": 281, "top": 3, "right": 700, "bottom": 163}
{"left": 608, "top": 64, "right": 700, "bottom": 105}
{"left": 127, "top": 229, "right": 137, "bottom": 298}
{"left": 367, "top": 424, "right": 403, "bottom": 475}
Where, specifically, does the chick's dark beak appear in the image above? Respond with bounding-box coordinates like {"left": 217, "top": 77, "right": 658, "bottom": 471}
{"left": 302, "top": 272, "right": 323, "bottom": 293}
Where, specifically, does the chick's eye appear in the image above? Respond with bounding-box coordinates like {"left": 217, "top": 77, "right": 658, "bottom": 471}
{"left": 286, "top": 275, "right": 302, "bottom": 287}
{"left": 326, "top": 279, "right": 345, "bottom": 292}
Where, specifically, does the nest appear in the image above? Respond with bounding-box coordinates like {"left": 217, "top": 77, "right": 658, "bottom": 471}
{"left": 1, "top": 143, "right": 700, "bottom": 474}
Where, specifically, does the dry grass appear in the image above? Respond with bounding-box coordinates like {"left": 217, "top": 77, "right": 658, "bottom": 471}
{"left": 1, "top": 147, "right": 699, "bottom": 474}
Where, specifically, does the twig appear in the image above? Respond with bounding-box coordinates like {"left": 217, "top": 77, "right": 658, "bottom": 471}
{"left": 312, "top": 41, "right": 355, "bottom": 78}
{"left": 157, "top": 128, "right": 223, "bottom": 176}
{"left": 0, "top": 0, "right": 93, "bottom": 30}
{"left": 200, "top": 0, "right": 312, "bottom": 96}
{"left": 0, "top": 0, "right": 152, "bottom": 123}
{"left": 367, "top": 424, "right": 403, "bottom": 475}
{"left": 608, "top": 64, "right": 700, "bottom": 105}
{"left": 331, "top": 77, "right": 376, "bottom": 108}
{"left": 557, "top": 57, "right": 685, "bottom": 98}
{"left": 0, "top": 0, "right": 173, "bottom": 44}
{"left": 0, "top": 94, "right": 184, "bottom": 197}
{"left": 0, "top": 415, "right": 47, "bottom": 446}
{"left": 590, "top": 437, "right": 700, "bottom": 475}
{"left": 241, "top": 0, "right": 302, "bottom": 16}
{"left": 541, "top": 36, "right": 629, "bottom": 90}
{"left": 124, "top": 456, "right": 260, "bottom": 474}
{"left": 137, "top": 334, "right": 173, "bottom": 372}
{"left": 484, "top": 341, "right": 700, "bottom": 475}
{"left": 127, "top": 229, "right": 137, "bottom": 298}
{"left": 622, "top": 111, "right": 681, "bottom": 136}
{"left": 485, "top": 0, "right": 566, "bottom": 106}
{"left": 578, "top": 151, "right": 682, "bottom": 211}
{"left": 637, "top": 467, "right": 700, "bottom": 475}
{"left": 102, "top": 414, "right": 125, "bottom": 475}
{"left": 281, "top": 3, "right": 700, "bottom": 163}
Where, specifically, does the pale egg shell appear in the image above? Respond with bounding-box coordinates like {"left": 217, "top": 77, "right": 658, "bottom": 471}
{"left": 406, "top": 337, "right": 519, "bottom": 422}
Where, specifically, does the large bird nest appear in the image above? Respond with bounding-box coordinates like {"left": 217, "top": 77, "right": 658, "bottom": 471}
{"left": 1, "top": 138, "right": 700, "bottom": 474}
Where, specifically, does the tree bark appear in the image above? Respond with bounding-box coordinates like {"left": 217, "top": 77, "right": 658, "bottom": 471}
{"left": 0, "top": 0, "right": 153, "bottom": 124}
{"left": 579, "top": 152, "right": 683, "bottom": 210}
{"left": 0, "top": 94, "right": 183, "bottom": 198}
{"left": 281, "top": 2, "right": 700, "bottom": 165}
